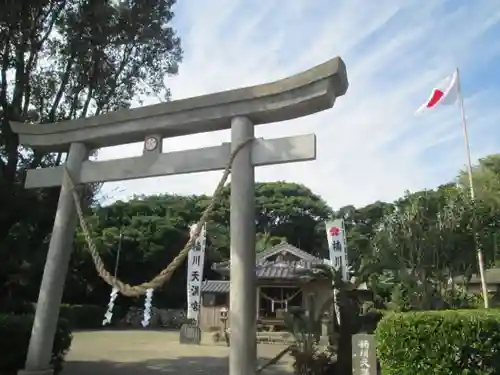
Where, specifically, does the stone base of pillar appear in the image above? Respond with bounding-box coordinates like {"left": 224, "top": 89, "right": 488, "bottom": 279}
{"left": 18, "top": 369, "right": 53, "bottom": 375}
{"left": 319, "top": 335, "right": 330, "bottom": 346}
{"left": 318, "top": 315, "right": 331, "bottom": 347}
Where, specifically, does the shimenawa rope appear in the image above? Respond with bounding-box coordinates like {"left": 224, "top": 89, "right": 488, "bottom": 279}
{"left": 64, "top": 138, "right": 253, "bottom": 297}
{"left": 259, "top": 289, "right": 302, "bottom": 304}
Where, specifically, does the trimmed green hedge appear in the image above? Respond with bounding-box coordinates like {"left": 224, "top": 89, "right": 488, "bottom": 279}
{"left": 376, "top": 309, "right": 500, "bottom": 375}
{"left": 59, "top": 304, "right": 111, "bottom": 329}
{"left": 0, "top": 314, "right": 73, "bottom": 375}
{"left": 0, "top": 299, "right": 36, "bottom": 315}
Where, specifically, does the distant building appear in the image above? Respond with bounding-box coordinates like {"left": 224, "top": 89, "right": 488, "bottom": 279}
{"left": 198, "top": 241, "right": 370, "bottom": 333}
{"left": 453, "top": 268, "right": 500, "bottom": 294}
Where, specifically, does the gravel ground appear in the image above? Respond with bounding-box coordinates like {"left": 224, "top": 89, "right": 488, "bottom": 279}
{"left": 62, "top": 330, "right": 293, "bottom": 375}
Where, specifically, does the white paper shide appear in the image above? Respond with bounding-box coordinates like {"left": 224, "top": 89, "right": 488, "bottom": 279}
{"left": 186, "top": 223, "right": 207, "bottom": 322}
{"left": 325, "top": 219, "right": 349, "bottom": 281}
{"left": 102, "top": 287, "right": 119, "bottom": 326}
{"left": 141, "top": 288, "right": 154, "bottom": 327}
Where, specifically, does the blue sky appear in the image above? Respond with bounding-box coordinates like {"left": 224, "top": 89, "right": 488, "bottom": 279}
{"left": 99, "top": 0, "right": 500, "bottom": 210}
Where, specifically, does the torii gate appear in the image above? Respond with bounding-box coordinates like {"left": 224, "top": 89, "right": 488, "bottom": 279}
{"left": 12, "top": 56, "right": 348, "bottom": 375}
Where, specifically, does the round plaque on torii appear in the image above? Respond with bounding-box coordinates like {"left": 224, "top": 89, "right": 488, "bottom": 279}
{"left": 144, "top": 136, "right": 158, "bottom": 152}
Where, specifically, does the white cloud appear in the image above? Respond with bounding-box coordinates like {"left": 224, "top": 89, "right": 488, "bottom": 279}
{"left": 98, "top": 0, "right": 500, "bottom": 210}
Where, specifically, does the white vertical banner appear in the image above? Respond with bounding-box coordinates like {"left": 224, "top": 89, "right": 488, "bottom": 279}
{"left": 325, "top": 219, "right": 349, "bottom": 281}
{"left": 186, "top": 223, "right": 207, "bottom": 322}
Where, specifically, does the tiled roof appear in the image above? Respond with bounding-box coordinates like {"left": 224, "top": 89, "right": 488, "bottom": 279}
{"left": 256, "top": 266, "right": 300, "bottom": 279}
{"left": 454, "top": 267, "right": 500, "bottom": 284}
{"left": 258, "top": 259, "right": 323, "bottom": 268}
{"left": 206, "top": 260, "right": 325, "bottom": 290}
{"left": 212, "top": 258, "right": 324, "bottom": 273}
{"left": 256, "top": 260, "right": 324, "bottom": 279}
{"left": 201, "top": 280, "right": 230, "bottom": 293}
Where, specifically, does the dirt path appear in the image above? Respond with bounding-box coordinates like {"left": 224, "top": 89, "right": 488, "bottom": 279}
{"left": 62, "top": 330, "right": 293, "bottom": 375}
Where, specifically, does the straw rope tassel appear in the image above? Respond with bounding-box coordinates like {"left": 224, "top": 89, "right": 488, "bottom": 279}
{"left": 64, "top": 138, "right": 253, "bottom": 297}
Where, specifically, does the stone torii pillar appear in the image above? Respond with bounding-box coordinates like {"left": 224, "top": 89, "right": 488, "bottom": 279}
{"left": 230, "top": 116, "right": 256, "bottom": 374}
{"left": 11, "top": 57, "right": 348, "bottom": 375}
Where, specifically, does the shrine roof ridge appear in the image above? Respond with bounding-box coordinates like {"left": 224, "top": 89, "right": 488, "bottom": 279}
{"left": 212, "top": 259, "right": 325, "bottom": 273}
{"left": 10, "top": 56, "right": 348, "bottom": 151}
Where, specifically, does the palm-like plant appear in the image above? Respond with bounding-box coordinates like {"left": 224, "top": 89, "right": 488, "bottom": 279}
{"left": 295, "top": 262, "right": 380, "bottom": 375}
{"left": 256, "top": 299, "right": 331, "bottom": 375}
{"left": 283, "top": 297, "right": 335, "bottom": 375}
{"left": 304, "top": 264, "right": 347, "bottom": 325}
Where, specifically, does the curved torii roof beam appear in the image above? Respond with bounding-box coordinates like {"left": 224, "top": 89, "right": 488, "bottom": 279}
{"left": 10, "top": 57, "right": 348, "bottom": 151}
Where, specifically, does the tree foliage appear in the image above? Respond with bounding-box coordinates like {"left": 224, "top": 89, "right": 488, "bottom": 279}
{"left": 209, "top": 182, "right": 333, "bottom": 258}
{"left": 1, "top": 0, "right": 182, "bottom": 236}
{"left": 458, "top": 154, "right": 500, "bottom": 209}
{"left": 0, "top": 0, "right": 182, "bottom": 302}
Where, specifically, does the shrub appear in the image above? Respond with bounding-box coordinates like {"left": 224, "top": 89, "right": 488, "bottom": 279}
{"left": 0, "top": 314, "right": 72, "bottom": 375}
{"left": 59, "top": 304, "right": 116, "bottom": 329}
{"left": 376, "top": 309, "right": 500, "bottom": 375}
{"left": 0, "top": 301, "right": 115, "bottom": 330}
{"left": 441, "top": 288, "right": 482, "bottom": 309}
{"left": 0, "top": 298, "right": 35, "bottom": 314}
{"left": 360, "top": 309, "right": 385, "bottom": 333}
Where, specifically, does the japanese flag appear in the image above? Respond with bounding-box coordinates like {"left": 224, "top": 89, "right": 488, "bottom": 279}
{"left": 415, "top": 70, "right": 458, "bottom": 115}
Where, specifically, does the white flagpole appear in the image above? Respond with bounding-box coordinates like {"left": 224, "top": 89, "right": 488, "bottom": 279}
{"left": 456, "top": 67, "right": 489, "bottom": 308}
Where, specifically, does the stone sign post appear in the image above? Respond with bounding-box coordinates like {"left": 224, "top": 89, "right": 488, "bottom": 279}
{"left": 179, "top": 323, "right": 202, "bottom": 345}
{"left": 352, "top": 333, "right": 377, "bottom": 375}
{"left": 11, "top": 57, "right": 348, "bottom": 375}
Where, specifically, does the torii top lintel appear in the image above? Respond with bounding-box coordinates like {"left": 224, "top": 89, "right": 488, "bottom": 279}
{"left": 10, "top": 57, "right": 348, "bottom": 151}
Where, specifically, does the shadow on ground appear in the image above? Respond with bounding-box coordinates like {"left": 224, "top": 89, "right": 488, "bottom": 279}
{"left": 64, "top": 356, "right": 292, "bottom": 375}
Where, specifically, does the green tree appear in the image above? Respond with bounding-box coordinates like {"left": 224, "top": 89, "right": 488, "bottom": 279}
{"left": 0, "top": 0, "right": 182, "bottom": 301}
{"left": 372, "top": 185, "right": 497, "bottom": 310}
{"left": 458, "top": 154, "right": 500, "bottom": 209}
{"left": 255, "top": 232, "right": 285, "bottom": 253}
{"left": 335, "top": 201, "right": 393, "bottom": 271}
{"left": 458, "top": 154, "right": 500, "bottom": 266}
{"left": 211, "top": 181, "right": 333, "bottom": 257}
{"left": 67, "top": 194, "right": 205, "bottom": 309}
